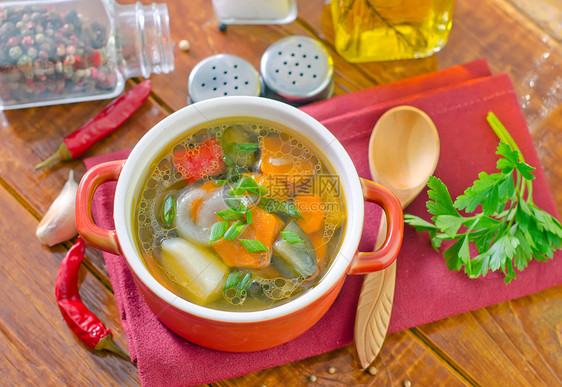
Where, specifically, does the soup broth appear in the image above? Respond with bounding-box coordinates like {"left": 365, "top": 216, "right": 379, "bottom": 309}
{"left": 134, "top": 117, "right": 345, "bottom": 311}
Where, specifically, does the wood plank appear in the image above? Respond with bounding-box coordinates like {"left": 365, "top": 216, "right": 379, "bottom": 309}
{"left": 415, "top": 286, "right": 562, "bottom": 386}
{"left": 215, "top": 330, "right": 470, "bottom": 387}
{"left": 506, "top": 0, "right": 562, "bottom": 41}
{"left": 0, "top": 184, "right": 139, "bottom": 385}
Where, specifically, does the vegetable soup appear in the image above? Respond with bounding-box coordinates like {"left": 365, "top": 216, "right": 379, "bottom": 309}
{"left": 133, "top": 118, "right": 345, "bottom": 311}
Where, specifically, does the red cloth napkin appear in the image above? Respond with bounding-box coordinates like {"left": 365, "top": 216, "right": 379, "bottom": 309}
{"left": 85, "top": 59, "right": 562, "bottom": 386}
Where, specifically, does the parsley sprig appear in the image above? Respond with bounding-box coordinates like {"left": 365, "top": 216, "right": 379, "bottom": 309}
{"left": 405, "top": 113, "right": 562, "bottom": 283}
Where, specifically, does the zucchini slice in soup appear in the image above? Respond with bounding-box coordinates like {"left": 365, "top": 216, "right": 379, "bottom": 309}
{"left": 220, "top": 124, "right": 259, "bottom": 168}
{"left": 273, "top": 221, "right": 317, "bottom": 278}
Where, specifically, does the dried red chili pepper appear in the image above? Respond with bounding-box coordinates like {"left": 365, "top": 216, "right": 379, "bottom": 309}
{"left": 55, "top": 238, "right": 129, "bottom": 360}
{"left": 35, "top": 80, "right": 152, "bottom": 170}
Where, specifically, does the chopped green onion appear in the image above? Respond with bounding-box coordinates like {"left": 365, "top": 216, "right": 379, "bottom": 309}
{"left": 239, "top": 239, "right": 269, "bottom": 253}
{"left": 228, "top": 176, "right": 268, "bottom": 197}
{"left": 209, "top": 221, "right": 229, "bottom": 243}
{"left": 248, "top": 186, "right": 269, "bottom": 196}
{"left": 223, "top": 271, "right": 241, "bottom": 291}
{"left": 222, "top": 156, "right": 234, "bottom": 167}
{"left": 216, "top": 208, "right": 246, "bottom": 221}
{"left": 226, "top": 198, "right": 246, "bottom": 212}
{"left": 163, "top": 195, "right": 175, "bottom": 226}
{"left": 237, "top": 271, "right": 253, "bottom": 291}
{"left": 224, "top": 221, "right": 246, "bottom": 240}
{"left": 214, "top": 179, "right": 228, "bottom": 186}
{"left": 236, "top": 143, "right": 259, "bottom": 152}
{"left": 237, "top": 176, "right": 260, "bottom": 187}
{"left": 228, "top": 186, "right": 246, "bottom": 196}
{"left": 245, "top": 209, "right": 253, "bottom": 224}
{"left": 280, "top": 230, "right": 303, "bottom": 244}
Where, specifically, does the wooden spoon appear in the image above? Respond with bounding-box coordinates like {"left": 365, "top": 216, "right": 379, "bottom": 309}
{"left": 354, "top": 105, "right": 440, "bottom": 368}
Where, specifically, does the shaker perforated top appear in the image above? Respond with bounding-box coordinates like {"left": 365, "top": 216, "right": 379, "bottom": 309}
{"left": 260, "top": 36, "right": 334, "bottom": 105}
{"left": 187, "top": 54, "right": 262, "bottom": 103}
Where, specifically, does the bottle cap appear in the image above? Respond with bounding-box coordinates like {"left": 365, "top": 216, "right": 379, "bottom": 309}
{"left": 260, "top": 36, "right": 334, "bottom": 105}
{"left": 188, "top": 54, "right": 262, "bottom": 103}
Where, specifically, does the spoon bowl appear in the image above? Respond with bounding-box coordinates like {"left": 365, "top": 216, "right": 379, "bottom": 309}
{"left": 355, "top": 105, "right": 440, "bottom": 368}
{"left": 368, "top": 105, "right": 440, "bottom": 206}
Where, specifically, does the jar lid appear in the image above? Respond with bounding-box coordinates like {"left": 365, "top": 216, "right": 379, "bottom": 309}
{"left": 260, "top": 36, "right": 334, "bottom": 105}
{"left": 188, "top": 54, "right": 262, "bottom": 103}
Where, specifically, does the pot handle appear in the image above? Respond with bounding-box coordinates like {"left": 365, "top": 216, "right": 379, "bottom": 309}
{"left": 348, "top": 178, "right": 404, "bottom": 275}
{"left": 75, "top": 160, "right": 126, "bottom": 256}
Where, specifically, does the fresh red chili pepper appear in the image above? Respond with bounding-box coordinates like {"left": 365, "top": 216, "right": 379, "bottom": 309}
{"left": 173, "top": 137, "right": 225, "bottom": 183}
{"left": 35, "top": 80, "right": 152, "bottom": 170}
{"left": 55, "top": 238, "right": 129, "bottom": 360}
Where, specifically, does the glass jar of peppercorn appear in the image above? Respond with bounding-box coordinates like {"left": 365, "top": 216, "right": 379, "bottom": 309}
{"left": 0, "top": 0, "right": 174, "bottom": 110}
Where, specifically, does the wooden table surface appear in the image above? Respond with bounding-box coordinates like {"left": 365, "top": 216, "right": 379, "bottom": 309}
{"left": 2, "top": 0, "right": 561, "bottom": 385}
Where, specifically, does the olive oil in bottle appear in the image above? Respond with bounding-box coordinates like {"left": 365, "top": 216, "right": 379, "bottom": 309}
{"left": 331, "top": 0, "right": 455, "bottom": 62}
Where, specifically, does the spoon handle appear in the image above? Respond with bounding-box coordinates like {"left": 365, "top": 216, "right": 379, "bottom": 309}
{"left": 354, "top": 214, "right": 397, "bottom": 369}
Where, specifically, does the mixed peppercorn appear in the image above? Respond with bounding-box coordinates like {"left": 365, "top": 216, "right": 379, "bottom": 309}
{"left": 0, "top": 4, "right": 115, "bottom": 104}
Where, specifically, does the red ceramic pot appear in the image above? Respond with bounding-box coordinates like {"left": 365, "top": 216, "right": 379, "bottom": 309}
{"left": 76, "top": 96, "right": 403, "bottom": 352}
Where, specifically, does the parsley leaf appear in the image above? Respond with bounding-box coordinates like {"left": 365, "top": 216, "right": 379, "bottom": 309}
{"left": 426, "top": 176, "right": 458, "bottom": 217}
{"left": 405, "top": 113, "right": 562, "bottom": 284}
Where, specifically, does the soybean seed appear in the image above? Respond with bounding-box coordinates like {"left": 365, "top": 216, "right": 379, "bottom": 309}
{"left": 178, "top": 40, "right": 190, "bottom": 52}
{"left": 308, "top": 374, "right": 317, "bottom": 383}
{"left": 367, "top": 366, "right": 377, "bottom": 376}
{"left": 328, "top": 366, "right": 336, "bottom": 374}
{"left": 403, "top": 380, "right": 412, "bottom": 387}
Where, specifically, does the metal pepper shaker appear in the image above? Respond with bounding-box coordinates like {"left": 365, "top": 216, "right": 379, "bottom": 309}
{"left": 187, "top": 54, "right": 262, "bottom": 104}
{"left": 260, "top": 36, "right": 334, "bottom": 105}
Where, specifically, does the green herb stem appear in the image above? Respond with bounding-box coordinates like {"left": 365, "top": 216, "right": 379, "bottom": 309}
{"left": 487, "top": 112, "right": 522, "bottom": 160}
{"left": 487, "top": 112, "right": 533, "bottom": 202}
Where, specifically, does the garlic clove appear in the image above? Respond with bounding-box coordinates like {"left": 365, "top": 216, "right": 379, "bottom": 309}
{"left": 36, "top": 170, "right": 78, "bottom": 246}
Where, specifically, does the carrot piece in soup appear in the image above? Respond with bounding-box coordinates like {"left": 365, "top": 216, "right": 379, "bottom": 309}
{"left": 189, "top": 181, "right": 219, "bottom": 220}
{"left": 253, "top": 173, "right": 290, "bottom": 202}
{"left": 200, "top": 180, "right": 220, "bottom": 192}
{"left": 190, "top": 197, "right": 204, "bottom": 220}
{"left": 294, "top": 194, "right": 325, "bottom": 234}
{"left": 173, "top": 137, "right": 225, "bottom": 183}
{"left": 260, "top": 135, "right": 294, "bottom": 176}
{"left": 212, "top": 206, "right": 283, "bottom": 268}
{"left": 309, "top": 231, "right": 327, "bottom": 266}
